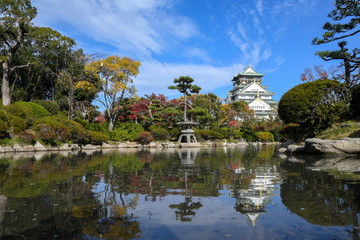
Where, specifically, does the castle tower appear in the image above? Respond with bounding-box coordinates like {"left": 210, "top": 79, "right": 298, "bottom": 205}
{"left": 227, "top": 65, "right": 278, "bottom": 119}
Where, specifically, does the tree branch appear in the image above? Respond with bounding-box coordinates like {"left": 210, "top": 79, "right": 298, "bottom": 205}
{"left": 9, "top": 63, "right": 30, "bottom": 72}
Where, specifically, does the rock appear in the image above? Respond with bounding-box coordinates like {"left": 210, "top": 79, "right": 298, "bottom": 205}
{"left": 287, "top": 144, "right": 305, "bottom": 154}
{"left": 3, "top": 146, "right": 14, "bottom": 153}
{"left": 277, "top": 147, "right": 287, "bottom": 154}
{"left": 167, "top": 142, "right": 176, "bottom": 148}
{"left": 126, "top": 142, "right": 139, "bottom": 148}
{"left": 82, "top": 144, "right": 99, "bottom": 150}
{"left": 149, "top": 142, "right": 158, "bottom": 148}
{"left": 307, "top": 157, "right": 360, "bottom": 172}
{"left": 72, "top": 144, "right": 80, "bottom": 150}
{"left": 0, "top": 146, "right": 4, "bottom": 153}
{"left": 34, "top": 141, "right": 47, "bottom": 151}
{"left": 59, "top": 144, "right": 73, "bottom": 151}
{"left": 304, "top": 138, "right": 360, "bottom": 155}
{"left": 23, "top": 145, "right": 35, "bottom": 152}
{"left": 12, "top": 144, "right": 24, "bottom": 152}
{"left": 101, "top": 142, "right": 114, "bottom": 149}
{"left": 281, "top": 139, "right": 295, "bottom": 148}
{"left": 118, "top": 142, "right": 127, "bottom": 148}
{"left": 179, "top": 142, "right": 201, "bottom": 148}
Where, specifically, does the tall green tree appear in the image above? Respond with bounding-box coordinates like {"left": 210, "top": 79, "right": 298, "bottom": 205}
{"left": 0, "top": 0, "right": 37, "bottom": 106}
{"left": 168, "top": 76, "right": 201, "bottom": 122}
{"left": 12, "top": 27, "right": 76, "bottom": 102}
{"left": 313, "top": 0, "right": 360, "bottom": 86}
{"left": 87, "top": 56, "right": 141, "bottom": 132}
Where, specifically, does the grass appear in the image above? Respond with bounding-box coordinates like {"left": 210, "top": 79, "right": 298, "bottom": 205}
{"left": 317, "top": 119, "right": 360, "bottom": 140}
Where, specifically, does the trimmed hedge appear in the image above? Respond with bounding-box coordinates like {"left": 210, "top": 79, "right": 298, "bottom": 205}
{"left": 34, "top": 117, "right": 70, "bottom": 144}
{"left": 35, "top": 116, "right": 89, "bottom": 144}
{"left": 110, "top": 123, "right": 144, "bottom": 142}
{"left": 255, "top": 131, "right": 275, "bottom": 142}
{"left": 32, "top": 100, "right": 59, "bottom": 115}
{"left": 6, "top": 102, "right": 50, "bottom": 127}
{"left": 149, "top": 124, "right": 169, "bottom": 140}
{"left": 137, "top": 131, "right": 154, "bottom": 145}
{"left": 89, "top": 131, "right": 109, "bottom": 145}
{"left": 9, "top": 115, "right": 26, "bottom": 134}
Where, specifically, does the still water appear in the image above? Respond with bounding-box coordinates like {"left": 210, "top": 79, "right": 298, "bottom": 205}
{"left": 0, "top": 145, "right": 359, "bottom": 240}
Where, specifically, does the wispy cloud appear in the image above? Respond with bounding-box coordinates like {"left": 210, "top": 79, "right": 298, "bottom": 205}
{"left": 137, "top": 60, "right": 243, "bottom": 98}
{"left": 32, "top": 0, "right": 198, "bottom": 56}
{"left": 225, "top": 0, "right": 318, "bottom": 70}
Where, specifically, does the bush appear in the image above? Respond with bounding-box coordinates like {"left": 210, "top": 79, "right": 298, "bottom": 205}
{"left": 278, "top": 79, "right": 350, "bottom": 139}
{"left": 19, "top": 131, "right": 36, "bottom": 145}
{"left": 255, "top": 131, "right": 274, "bottom": 142}
{"left": 0, "top": 119, "right": 9, "bottom": 138}
{"left": 34, "top": 117, "right": 70, "bottom": 144}
{"left": 74, "top": 118, "right": 90, "bottom": 130}
{"left": 35, "top": 116, "right": 89, "bottom": 144}
{"left": 9, "top": 115, "right": 26, "bottom": 134}
{"left": 110, "top": 123, "right": 144, "bottom": 142}
{"left": 0, "top": 110, "right": 6, "bottom": 121}
{"left": 6, "top": 102, "right": 50, "bottom": 127}
{"left": 279, "top": 123, "right": 300, "bottom": 141}
{"left": 269, "top": 126, "right": 282, "bottom": 142}
{"left": 137, "top": 131, "right": 154, "bottom": 145}
{"left": 149, "top": 124, "right": 169, "bottom": 140}
{"left": 32, "top": 100, "right": 59, "bottom": 115}
{"left": 89, "top": 131, "right": 109, "bottom": 145}
{"left": 194, "top": 129, "right": 226, "bottom": 140}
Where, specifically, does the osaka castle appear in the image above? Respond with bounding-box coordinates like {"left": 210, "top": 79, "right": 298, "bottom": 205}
{"left": 226, "top": 65, "right": 278, "bottom": 119}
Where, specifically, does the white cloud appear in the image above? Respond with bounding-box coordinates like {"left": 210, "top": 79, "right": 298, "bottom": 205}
{"left": 136, "top": 60, "right": 243, "bottom": 98}
{"left": 32, "top": 0, "right": 198, "bottom": 56}
{"left": 184, "top": 48, "right": 212, "bottom": 63}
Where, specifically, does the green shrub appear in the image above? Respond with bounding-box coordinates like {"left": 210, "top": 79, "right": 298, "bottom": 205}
{"left": 9, "top": 115, "right": 26, "bottom": 134}
{"left": 194, "top": 129, "right": 226, "bottom": 140}
{"left": 279, "top": 123, "right": 300, "bottom": 141}
{"left": 32, "top": 100, "right": 59, "bottom": 115}
{"left": 89, "top": 131, "right": 109, "bottom": 145}
{"left": 137, "top": 131, "right": 154, "bottom": 145}
{"left": 0, "top": 119, "right": 9, "bottom": 138}
{"left": 0, "top": 110, "right": 6, "bottom": 121}
{"left": 269, "top": 126, "right": 282, "bottom": 142}
{"left": 74, "top": 118, "right": 90, "bottom": 129}
{"left": 34, "top": 117, "right": 70, "bottom": 144}
{"left": 35, "top": 116, "right": 89, "bottom": 144}
{"left": 6, "top": 102, "right": 50, "bottom": 127}
{"left": 19, "top": 131, "right": 36, "bottom": 145}
{"left": 149, "top": 124, "right": 169, "bottom": 140}
{"left": 255, "top": 132, "right": 275, "bottom": 142}
{"left": 278, "top": 79, "right": 350, "bottom": 139}
{"left": 110, "top": 123, "right": 144, "bottom": 142}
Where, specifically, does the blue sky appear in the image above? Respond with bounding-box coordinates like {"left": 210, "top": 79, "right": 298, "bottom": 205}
{"left": 31, "top": 0, "right": 352, "bottom": 102}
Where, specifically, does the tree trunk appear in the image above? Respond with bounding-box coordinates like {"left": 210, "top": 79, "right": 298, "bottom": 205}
{"left": 184, "top": 93, "right": 187, "bottom": 121}
{"left": 2, "top": 62, "right": 11, "bottom": 106}
{"left": 109, "top": 119, "right": 114, "bottom": 132}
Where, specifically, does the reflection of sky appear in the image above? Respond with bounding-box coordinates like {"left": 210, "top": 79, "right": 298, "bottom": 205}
{"left": 90, "top": 178, "right": 346, "bottom": 240}
{"left": 86, "top": 160, "right": 350, "bottom": 240}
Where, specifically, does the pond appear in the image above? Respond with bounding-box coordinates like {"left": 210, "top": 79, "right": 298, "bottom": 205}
{"left": 0, "top": 145, "right": 359, "bottom": 240}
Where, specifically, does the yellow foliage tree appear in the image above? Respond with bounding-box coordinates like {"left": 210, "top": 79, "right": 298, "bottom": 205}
{"left": 87, "top": 56, "right": 141, "bottom": 131}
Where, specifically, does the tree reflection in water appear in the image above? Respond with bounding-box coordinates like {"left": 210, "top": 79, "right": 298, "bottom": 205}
{"left": 169, "top": 148, "right": 203, "bottom": 222}
{"left": 0, "top": 146, "right": 359, "bottom": 239}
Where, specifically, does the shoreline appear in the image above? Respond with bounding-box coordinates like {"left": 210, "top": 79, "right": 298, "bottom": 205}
{"left": 0, "top": 140, "right": 280, "bottom": 154}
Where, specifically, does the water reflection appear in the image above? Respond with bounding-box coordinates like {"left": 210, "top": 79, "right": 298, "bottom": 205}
{"left": 0, "top": 146, "right": 359, "bottom": 239}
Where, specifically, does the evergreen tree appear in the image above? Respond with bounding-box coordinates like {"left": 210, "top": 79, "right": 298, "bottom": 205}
{"left": 313, "top": 0, "right": 360, "bottom": 86}
{"left": 168, "top": 76, "right": 201, "bottom": 122}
